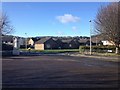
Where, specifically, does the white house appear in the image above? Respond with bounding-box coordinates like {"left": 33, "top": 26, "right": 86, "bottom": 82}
{"left": 102, "top": 40, "right": 114, "bottom": 46}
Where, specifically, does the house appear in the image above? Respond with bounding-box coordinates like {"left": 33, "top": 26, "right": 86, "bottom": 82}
{"left": 34, "top": 37, "right": 57, "bottom": 50}
{"left": 2, "top": 35, "right": 26, "bottom": 51}
{"left": 2, "top": 35, "right": 14, "bottom": 45}
{"left": 90, "top": 34, "right": 118, "bottom": 46}
{"left": 102, "top": 40, "right": 114, "bottom": 46}
{"left": 2, "top": 35, "right": 14, "bottom": 51}
{"left": 78, "top": 38, "right": 90, "bottom": 46}
{"left": 78, "top": 35, "right": 104, "bottom": 46}
{"left": 2, "top": 35, "right": 26, "bottom": 49}
{"left": 91, "top": 35, "right": 103, "bottom": 46}
{"left": 61, "top": 39, "right": 79, "bottom": 49}
{"left": 52, "top": 38, "right": 63, "bottom": 49}
{"left": 19, "top": 37, "right": 26, "bottom": 46}
{"left": 28, "top": 38, "right": 34, "bottom": 46}
{"left": 28, "top": 37, "right": 41, "bottom": 47}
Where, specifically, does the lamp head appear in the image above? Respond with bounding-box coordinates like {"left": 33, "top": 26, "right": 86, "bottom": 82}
{"left": 89, "top": 20, "right": 91, "bottom": 22}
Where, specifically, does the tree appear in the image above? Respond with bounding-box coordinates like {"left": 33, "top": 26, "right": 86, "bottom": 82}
{"left": 94, "top": 2, "right": 120, "bottom": 54}
{"left": 0, "top": 12, "right": 13, "bottom": 34}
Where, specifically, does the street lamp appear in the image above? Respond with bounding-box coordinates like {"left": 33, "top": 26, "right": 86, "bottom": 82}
{"left": 89, "top": 20, "right": 92, "bottom": 55}
{"left": 96, "top": 37, "right": 98, "bottom": 46}
{"left": 25, "top": 33, "right": 27, "bottom": 50}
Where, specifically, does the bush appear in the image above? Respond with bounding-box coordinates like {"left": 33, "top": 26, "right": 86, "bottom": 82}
{"left": 2, "top": 43, "right": 13, "bottom": 51}
{"left": 79, "top": 45, "right": 116, "bottom": 53}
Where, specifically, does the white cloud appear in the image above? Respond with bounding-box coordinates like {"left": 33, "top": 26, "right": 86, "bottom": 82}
{"left": 56, "top": 14, "right": 80, "bottom": 24}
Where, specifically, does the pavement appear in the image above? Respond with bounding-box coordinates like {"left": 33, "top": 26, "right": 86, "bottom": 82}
{"left": 69, "top": 53, "right": 120, "bottom": 62}
{"left": 2, "top": 55, "right": 119, "bottom": 89}
{"left": 20, "top": 51, "right": 120, "bottom": 61}
{"left": 2, "top": 55, "right": 118, "bottom": 90}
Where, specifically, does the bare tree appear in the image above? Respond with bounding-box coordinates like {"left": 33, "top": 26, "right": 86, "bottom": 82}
{"left": 94, "top": 2, "right": 120, "bottom": 54}
{"left": 0, "top": 12, "right": 13, "bottom": 34}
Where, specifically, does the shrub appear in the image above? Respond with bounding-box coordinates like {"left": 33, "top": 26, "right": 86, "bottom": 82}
{"left": 79, "top": 45, "right": 116, "bottom": 53}
{"left": 2, "top": 43, "right": 13, "bottom": 51}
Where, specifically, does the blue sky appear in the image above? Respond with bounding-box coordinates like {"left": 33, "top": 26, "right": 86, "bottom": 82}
{"left": 2, "top": 2, "right": 109, "bottom": 37}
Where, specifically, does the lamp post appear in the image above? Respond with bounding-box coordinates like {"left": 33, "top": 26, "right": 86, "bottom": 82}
{"left": 89, "top": 20, "right": 92, "bottom": 55}
{"left": 25, "top": 33, "right": 27, "bottom": 50}
{"left": 96, "top": 37, "right": 97, "bottom": 46}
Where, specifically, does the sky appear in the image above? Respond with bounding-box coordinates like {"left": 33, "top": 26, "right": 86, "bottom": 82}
{"left": 2, "top": 2, "right": 110, "bottom": 37}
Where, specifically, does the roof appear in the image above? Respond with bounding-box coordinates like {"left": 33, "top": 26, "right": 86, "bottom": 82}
{"left": 31, "top": 37, "right": 41, "bottom": 42}
{"left": 61, "top": 39, "right": 73, "bottom": 43}
{"left": 35, "top": 37, "right": 51, "bottom": 44}
{"left": 52, "top": 37, "right": 58, "bottom": 41}
{"left": 2, "top": 35, "right": 14, "bottom": 42}
{"left": 78, "top": 38, "right": 89, "bottom": 43}
{"left": 91, "top": 35, "right": 104, "bottom": 43}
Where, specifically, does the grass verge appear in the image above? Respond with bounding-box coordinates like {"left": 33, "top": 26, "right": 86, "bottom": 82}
{"left": 20, "top": 49, "right": 79, "bottom": 53}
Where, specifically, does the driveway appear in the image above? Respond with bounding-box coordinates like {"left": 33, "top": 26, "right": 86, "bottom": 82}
{"left": 2, "top": 55, "right": 119, "bottom": 89}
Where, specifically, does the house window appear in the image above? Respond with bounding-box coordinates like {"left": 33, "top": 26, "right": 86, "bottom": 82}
{"left": 46, "top": 44, "right": 50, "bottom": 48}
{"left": 8, "top": 42, "right": 11, "bottom": 44}
{"left": 86, "top": 44, "right": 88, "bottom": 46}
{"left": 69, "top": 44, "right": 72, "bottom": 47}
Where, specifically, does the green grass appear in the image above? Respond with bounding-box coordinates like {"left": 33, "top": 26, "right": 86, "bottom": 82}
{"left": 20, "top": 49, "right": 79, "bottom": 53}
{"left": 20, "top": 49, "right": 120, "bottom": 56}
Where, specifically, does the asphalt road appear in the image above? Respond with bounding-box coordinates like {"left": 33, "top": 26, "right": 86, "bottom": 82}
{"left": 2, "top": 55, "right": 119, "bottom": 89}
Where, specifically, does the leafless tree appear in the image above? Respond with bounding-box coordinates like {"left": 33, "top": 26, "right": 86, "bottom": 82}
{"left": 94, "top": 2, "right": 120, "bottom": 54}
{"left": 0, "top": 12, "right": 13, "bottom": 35}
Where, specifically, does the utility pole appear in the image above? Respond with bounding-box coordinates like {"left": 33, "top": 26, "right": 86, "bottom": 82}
{"left": 89, "top": 20, "right": 92, "bottom": 55}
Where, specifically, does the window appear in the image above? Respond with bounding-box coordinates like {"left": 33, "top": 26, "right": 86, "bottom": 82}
{"left": 46, "top": 44, "right": 50, "bottom": 48}
{"left": 69, "top": 44, "right": 72, "bottom": 47}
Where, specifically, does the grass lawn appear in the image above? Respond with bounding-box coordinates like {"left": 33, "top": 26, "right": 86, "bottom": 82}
{"left": 20, "top": 49, "right": 79, "bottom": 53}
{"left": 20, "top": 49, "right": 120, "bottom": 57}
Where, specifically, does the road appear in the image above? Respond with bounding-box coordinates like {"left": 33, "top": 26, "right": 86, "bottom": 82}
{"left": 2, "top": 55, "right": 119, "bottom": 89}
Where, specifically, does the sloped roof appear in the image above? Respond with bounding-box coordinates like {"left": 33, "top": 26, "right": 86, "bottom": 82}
{"left": 31, "top": 37, "right": 41, "bottom": 42}
{"left": 35, "top": 37, "right": 51, "bottom": 44}
{"left": 53, "top": 38, "right": 62, "bottom": 43}
{"left": 91, "top": 35, "right": 104, "bottom": 43}
{"left": 52, "top": 37, "right": 58, "bottom": 41}
{"left": 61, "top": 39, "right": 73, "bottom": 43}
{"left": 2, "top": 35, "right": 14, "bottom": 42}
{"left": 78, "top": 38, "right": 89, "bottom": 43}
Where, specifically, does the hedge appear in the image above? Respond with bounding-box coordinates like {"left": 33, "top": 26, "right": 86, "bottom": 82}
{"left": 2, "top": 43, "right": 13, "bottom": 51}
{"left": 79, "top": 45, "right": 117, "bottom": 53}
